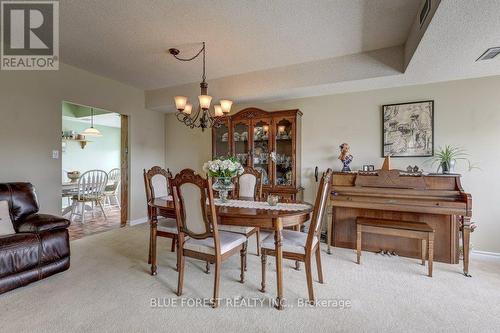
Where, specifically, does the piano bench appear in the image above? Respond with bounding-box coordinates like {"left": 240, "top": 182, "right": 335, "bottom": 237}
{"left": 355, "top": 217, "right": 435, "bottom": 277}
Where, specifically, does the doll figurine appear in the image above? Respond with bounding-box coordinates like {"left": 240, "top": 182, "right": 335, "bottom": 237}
{"left": 338, "top": 143, "right": 353, "bottom": 172}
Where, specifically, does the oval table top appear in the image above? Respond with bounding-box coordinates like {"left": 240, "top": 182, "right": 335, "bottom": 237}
{"left": 148, "top": 196, "right": 313, "bottom": 228}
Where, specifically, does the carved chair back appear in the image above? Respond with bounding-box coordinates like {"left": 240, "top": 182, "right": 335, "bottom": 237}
{"left": 306, "top": 168, "right": 332, "bottom": 250}
{"left": 170, "top": 169, "right": 219, "bottom": 250}
{"left": 143, "top": 166, "right": 172, "bottom": 220}
{"left": 235, "top": 166, "right": 263, "bottom": 200}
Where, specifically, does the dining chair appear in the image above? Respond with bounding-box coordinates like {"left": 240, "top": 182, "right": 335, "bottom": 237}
{"left": 219, "top": 166, "right": 262, "bottom": 257}
{"left": 171, "top": 169, "right": 247, "bottom": 308}
{"left": 144, "top": 166, "right": 177, "bottom": 265}
{"left": 104, "top": 168, "right": 121, "bottom": 208}
{"left": 260, "top": 168, "right": 332, "bottom": 304}
{"left": 69, "top": 169, "right": 108, "bottom": 223}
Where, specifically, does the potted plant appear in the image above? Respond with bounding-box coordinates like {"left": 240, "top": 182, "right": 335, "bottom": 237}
{"left": 203, "top": 156, "right": 244, "bottom": 202}
{"left": 429, "top": 145, "right": 475, "bottom": 174}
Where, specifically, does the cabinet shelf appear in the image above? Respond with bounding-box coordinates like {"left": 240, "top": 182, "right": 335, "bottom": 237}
{"left": 62, "top": 138, "right": 92, "bottom": 149}
{"left": 212, "top": 107, "right": 303, "bottom": 201}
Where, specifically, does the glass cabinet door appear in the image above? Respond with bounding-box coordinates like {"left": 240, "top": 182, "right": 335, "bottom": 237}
{"left": 252, "top": 119, "right": 272, "bottom": 185}
{"left": 274, "top": 118, "right": 294, "bottom": 186}
{"left": 213, "top": 121, "right": 230, "bottom": 157}
{"left": 233, "top": 121, "right": 250, "bottom": 166}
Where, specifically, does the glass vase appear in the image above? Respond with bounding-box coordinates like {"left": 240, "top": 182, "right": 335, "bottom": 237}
{"left": 212, "top": 177, "right": 234, "bottom": 203}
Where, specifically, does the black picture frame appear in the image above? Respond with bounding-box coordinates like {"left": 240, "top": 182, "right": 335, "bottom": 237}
{"left": 382, "top": 100, "right": 434, "bottom": 157}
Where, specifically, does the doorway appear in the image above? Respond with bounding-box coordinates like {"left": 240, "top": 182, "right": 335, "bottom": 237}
{"left": 61, "top": 101, "right": 128, "bottom": 240}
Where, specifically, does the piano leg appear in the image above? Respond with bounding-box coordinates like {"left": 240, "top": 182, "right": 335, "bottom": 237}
{"left": 462, "top": 217, "right": 472, "bottom": 277}
{"left": 327, "top": 205, "right": 333, "bottom": 255}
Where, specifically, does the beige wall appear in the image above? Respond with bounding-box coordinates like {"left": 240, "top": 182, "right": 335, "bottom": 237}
{"left": 165, "top": 75, "right": 500, "bottom": 253}
{"left": 165, "top": 113, "right": 212, "bottom": 175}
{"left": 0, "top": 63, "right": 165, "bottom": 222}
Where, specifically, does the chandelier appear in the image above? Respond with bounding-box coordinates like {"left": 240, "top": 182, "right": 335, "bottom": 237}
{"left": 169, "top": 42, "right": 232, "bottom": 131}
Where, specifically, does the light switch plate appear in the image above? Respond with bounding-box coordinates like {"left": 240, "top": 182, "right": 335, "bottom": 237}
{"left": 52, "top": 150, "right": 59, "bottom": 159}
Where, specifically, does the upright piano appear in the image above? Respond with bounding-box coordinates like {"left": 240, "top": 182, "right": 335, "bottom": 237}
{"left": 330, "top": 169, "right": 473, "bottom": 276}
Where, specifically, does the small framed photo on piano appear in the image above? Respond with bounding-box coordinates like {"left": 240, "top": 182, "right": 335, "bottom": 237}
{"left": 382, "top": 100, "right": 434, "bottom": 157}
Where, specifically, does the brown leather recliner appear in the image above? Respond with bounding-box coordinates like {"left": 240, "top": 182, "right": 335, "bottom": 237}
{"left": 0, "top": 183, "right": 70, "bottom": 294}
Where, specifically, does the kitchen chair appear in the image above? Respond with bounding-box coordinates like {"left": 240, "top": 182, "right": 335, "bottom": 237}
{"left": 260, "top": 169, "right": 332, "bottom": 304}
{"left": 104, "top": 168, "right": 121, "bottom": 208}
{"left": 144, "top": 166, "right": 177, "bottom": 266}
{"left": 219, "top": 166, "right": 262, "bottom": 257}
{"left": 171, "top": 169, "right": 247, "bottom": 308}
{"left": 69, "top": 170, "right": 108, "bottom": 223}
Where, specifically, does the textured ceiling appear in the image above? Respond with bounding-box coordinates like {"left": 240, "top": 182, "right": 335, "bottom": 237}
{"left": 60, "top": 0, "right": 421, "bottom": 89}
{"left": 146, "top": 0, "right": 500, "bottom": 111}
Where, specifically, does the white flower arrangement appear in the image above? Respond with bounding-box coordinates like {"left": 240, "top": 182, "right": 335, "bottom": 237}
{"left": 203, "top": 156, "right": 244, "bottom": 178}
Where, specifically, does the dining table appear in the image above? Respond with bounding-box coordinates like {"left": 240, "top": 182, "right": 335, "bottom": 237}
{"left": 61, "top": 180, "right": 115, "bottom": 215}
{"left": 148, "top": 196, "right": 312, "bottom": 310}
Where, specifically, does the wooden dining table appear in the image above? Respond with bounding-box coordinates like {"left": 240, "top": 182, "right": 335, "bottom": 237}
{"left": 148, "top": 196, "right": 312, "bottom": 310}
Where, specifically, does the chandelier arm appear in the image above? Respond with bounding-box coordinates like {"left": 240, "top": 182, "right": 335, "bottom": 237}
{"left": 171, "top": 43, "right": 205, "bottom": 62}
{"left": 186, "top": 105, "right": 202, "bottom": 127}
{"left": 170, "top": 41, "right": 229, "bottom": 130}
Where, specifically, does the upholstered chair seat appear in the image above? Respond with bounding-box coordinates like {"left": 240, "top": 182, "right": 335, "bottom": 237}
{"left": 171, "top": 169, "right": 248, "bottom": 308}
{"left": 144, "top": 166, "right": 177, "bottom": 268}
{"left": 261, "top": 230, "right": 318, "bottom": 255}
{"left": 218, "top": 225, "right": 256, "bottom": 235}
{"left": 157, "top": 218, "right": 178, "bottom": 234}
{"left": 71, "top": 194, "right": 102, "bottom": 201}
{"left": 260, "top": 169, "right": 332, "bottom": 305}
{"left": 184, "top": 231, "right": 246, "bottom": 255}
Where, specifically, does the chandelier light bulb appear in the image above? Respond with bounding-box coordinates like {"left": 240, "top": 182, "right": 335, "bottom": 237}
{"left": 214, "top": 105, "right": 223, "bottom": 117}
{"left": 174, "top": 96, "right": 188, "bottom": 111}
{"left": 220, "top": 99, "right": 233, "bottom": 113}
{"left": 183, "top": 103, "right": 193, "bottom": 115}
{"left": 198, "top": 95, "right": 212, "bottom": 110}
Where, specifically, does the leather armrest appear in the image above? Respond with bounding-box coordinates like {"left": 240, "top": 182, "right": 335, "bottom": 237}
{"left": 16, "top": 214, "right": 70, "bottom": 233}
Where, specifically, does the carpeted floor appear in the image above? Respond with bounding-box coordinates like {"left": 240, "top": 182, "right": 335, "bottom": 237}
{"left": 1, "top": 224, "right": 499, "bottom": 333}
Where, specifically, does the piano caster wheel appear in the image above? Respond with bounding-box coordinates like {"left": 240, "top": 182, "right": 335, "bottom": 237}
{"left": 463, "top": 272, "right": 472, "bottom": 277}
{"left": 327, "top": 249, "right": 332, "bottom": 255}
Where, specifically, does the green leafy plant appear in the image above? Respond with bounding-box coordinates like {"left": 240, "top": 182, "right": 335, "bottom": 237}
{"left": 428, "top": 145, "right": 476, "bottom": 173}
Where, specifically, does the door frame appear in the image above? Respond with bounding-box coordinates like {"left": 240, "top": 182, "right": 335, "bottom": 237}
{"left": 120, "top": 114, "right": 129, "bottom": 226}
{"left": 61, "top": 100, "right": 129, "bottom": 227}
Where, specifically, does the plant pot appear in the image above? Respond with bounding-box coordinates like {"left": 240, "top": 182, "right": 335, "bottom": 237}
{"left": 440, "top": 160, "right": 456, "bottom": 174}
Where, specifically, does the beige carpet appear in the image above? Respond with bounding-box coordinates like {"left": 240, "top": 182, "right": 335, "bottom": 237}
{"left": 1, "top": 224, "right": 500, "bottom": 333}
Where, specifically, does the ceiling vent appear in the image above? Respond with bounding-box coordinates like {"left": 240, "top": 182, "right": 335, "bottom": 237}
{"left": 476, "top": 47, "right": 500, "bottom": 61}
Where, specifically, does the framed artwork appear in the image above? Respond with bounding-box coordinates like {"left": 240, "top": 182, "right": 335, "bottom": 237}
{"left": 382, "top": 100, "right": 434, "bottom": 157}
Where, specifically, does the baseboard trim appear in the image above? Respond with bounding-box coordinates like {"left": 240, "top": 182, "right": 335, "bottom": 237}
{"left": 128, "top": 217, "right": 148, "bottom": 226}
{"left": 471, "top": 250, "right": 500, "bottom": 259}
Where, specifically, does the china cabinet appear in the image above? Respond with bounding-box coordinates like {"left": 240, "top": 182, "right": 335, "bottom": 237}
{"left": 212, "top": 107, "right": 303, "bottom": 200}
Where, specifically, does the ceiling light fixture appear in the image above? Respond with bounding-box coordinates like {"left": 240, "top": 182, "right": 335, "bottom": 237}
{"left": 476, "top": 47, "right": 500, "bottom": 61}
{"left": 81, "top": 108, "right": 102, "bottom": 137}
{"left": 169, "top": 42, "right": 232, "bottom": 131}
